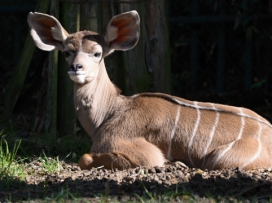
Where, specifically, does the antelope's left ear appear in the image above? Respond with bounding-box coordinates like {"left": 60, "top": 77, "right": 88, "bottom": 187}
{"left": 105, "top": 10, "right": 140, "bottom": 53}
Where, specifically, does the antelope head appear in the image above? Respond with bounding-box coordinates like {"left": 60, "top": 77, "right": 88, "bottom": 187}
{"left": 27, "top": 11, "right": 140, "bottom": 85}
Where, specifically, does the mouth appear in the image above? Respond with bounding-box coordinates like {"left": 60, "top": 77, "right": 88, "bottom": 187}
{"left": 68, "top": 71, "right": 86, "bottom": 75}
{"left": 68, "top": 71, "right": 86, "bottom": 84}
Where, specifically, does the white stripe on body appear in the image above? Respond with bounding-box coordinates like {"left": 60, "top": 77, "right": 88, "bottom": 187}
{"left": 202, "top": 103, "right": 220, "bottom": 168}
{"left": 240, "top": 122, "right": 262, "bottom": 169}
{"left": 135, "top": 93, "right": 272, "bottom": 128}
{"left": 212, "top": 108, "right": 245, "bottom": 169}
{"left": 167, "top": 105, "right": 181, "bottom": 160}
{"left": 188, "top": 101, "right": 201, "bottom": 167}
{"left": 168, "top": 97, "right": 272, "bottom": 128}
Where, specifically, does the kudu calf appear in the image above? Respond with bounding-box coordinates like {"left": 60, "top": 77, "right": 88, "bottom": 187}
{"left": 28, "top": 11, "right": 272, "bottom": 170}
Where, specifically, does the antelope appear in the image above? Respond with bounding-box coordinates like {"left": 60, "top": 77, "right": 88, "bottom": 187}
{"left": 27, "top": 10, "right": 272, "bottom": 171}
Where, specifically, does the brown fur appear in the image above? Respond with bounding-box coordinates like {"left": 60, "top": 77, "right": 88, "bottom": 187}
{"left": 28, "top": 11, "right": 272, "bottom": 170}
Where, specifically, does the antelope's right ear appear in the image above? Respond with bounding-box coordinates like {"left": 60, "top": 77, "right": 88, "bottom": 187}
{"left": 27, "top": 12, "right": 69, "bottom": 51}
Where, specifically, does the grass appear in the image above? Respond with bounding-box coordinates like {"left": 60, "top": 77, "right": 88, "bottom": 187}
{"left": 0, "top": 118, "right": 92, "bottom": 202}
{"left": 0, "top": 130, "right": 68, "bottom": 178}
{"left": 44, "top": 185, "right": 77, "bottom": 202}
{"left": 0, "top": 128, "right": 73, "bottom": 193}
{"left": 35, "top": 151, "right": 68, "bottom": 174}
{"left": 0, "top": 131, "right": 26, "bottom": 192}
{"left": 134, "top": 183, "right": 196, "bottom": 203}
{"left": 0, "top": 131, "right": 24, "bottom": 180}
{"left": 0, "top": 133, "right": 78, "bottom": 202}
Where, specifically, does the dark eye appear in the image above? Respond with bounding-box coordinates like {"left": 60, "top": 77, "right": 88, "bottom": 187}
{"left": 63, "top": 51, "right": 70, "bottom": 58}
{"left": 94, "top": 52, "right": 101, "bottom": 58}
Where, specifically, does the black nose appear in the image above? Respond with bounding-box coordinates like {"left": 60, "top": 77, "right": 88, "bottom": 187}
{"left": 70, "top": 64, "right": 83, "bottom": 72}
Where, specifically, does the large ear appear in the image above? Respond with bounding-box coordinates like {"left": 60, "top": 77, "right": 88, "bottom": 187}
{"left": 105, "top": 10, "right": 140, "bottom": 53}
{"left": 27, "top": 12, "right": 69, "bottom": 51}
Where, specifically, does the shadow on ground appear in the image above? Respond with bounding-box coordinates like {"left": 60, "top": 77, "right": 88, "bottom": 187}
{"left": 1, "top": 163, "right": 272, "bottom": 202}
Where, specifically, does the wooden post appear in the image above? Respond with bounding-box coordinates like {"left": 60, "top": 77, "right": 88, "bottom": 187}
{"left": 43, "top": 0, "right": 59, "bottom": 136}
{"left": 57, "top": 1, "right": 79, "bottom": 136}
{"left": 118, "top": 2, "right": 151, "bottom": 95}
{"left": 119, "top": 0, "right": 171, "bottom": 95}
{"left": 143, "top": 0, "right": 171, "bottom": 94}
{"left": 80, "top": 0, "right": 97, "bottom": 31}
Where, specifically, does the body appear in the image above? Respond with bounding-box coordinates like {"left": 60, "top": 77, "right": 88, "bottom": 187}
{"left": 27, "top": 11, "right": 272, "bottom": 170}
{"left": 76, "top": 82, "right": 272, "bottom": 170}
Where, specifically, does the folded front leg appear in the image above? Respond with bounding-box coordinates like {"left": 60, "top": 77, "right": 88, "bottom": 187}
{"left": 78, "top": 138, "right": 166, "bottom": 170}
{"left": 78, "top": 152, "right": 138, "bottom": 170}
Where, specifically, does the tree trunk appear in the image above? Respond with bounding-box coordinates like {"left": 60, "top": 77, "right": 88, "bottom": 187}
{"left": 4, "top": 0, "right": 50, "bottom": 119}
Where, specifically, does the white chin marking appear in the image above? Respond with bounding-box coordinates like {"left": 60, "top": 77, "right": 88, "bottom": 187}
{"left": 69, "top": 74, "right": 86, "bottom": 84}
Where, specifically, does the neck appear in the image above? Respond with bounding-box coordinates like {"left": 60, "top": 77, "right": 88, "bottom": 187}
{"left": 74, "top": 60, "right": 120, "bottom": 131}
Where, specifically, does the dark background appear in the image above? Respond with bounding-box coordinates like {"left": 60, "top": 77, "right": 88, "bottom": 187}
{"left": 1, "top": 0, "right": 272, "bottom": 123}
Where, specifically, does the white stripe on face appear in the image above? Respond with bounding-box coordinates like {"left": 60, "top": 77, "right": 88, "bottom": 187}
{"left": 202, "top": 103, "right": 219, "bottom": 168}
{"left": 212, "top": 108, "right": 245, "bottom": 169}
{"left": 167, "top": 105, "right": 181, "bottom": 160}
{"left": 188, "top": 101, "right": 201, "bottom": 167}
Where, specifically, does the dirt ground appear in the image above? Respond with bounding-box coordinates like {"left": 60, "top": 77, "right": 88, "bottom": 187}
{"left": 1, "top": 161, "right": 272, "bottom": 202}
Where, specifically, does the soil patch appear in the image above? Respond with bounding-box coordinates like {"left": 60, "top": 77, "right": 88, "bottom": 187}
{"left": 1, "top": 161, "right": 272, "bottom": 202}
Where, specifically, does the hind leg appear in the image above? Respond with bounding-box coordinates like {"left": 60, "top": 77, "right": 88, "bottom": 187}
{"left": 79, "top": 138, "right": 165, "bottom": 170}
{"left": 203, "top": 138, "right": 271, "bottom": 170}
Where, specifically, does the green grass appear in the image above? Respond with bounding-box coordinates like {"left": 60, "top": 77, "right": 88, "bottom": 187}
{"left": 0, "top": 130, "right": 67, "bottom": 178}
{"left": 35, "top": 151, "right": 68, "bottom": 174}
{"left": 44, "top": 185, "right": 78, "bottom": 202}
{"left": 0, "top": 129, "right": 72, "bottom": 193}
{"left": 0, "top": 131, "right": 26, "bottom": 191}
{"left": 134, "top": 183, "right": 196, "bottom": 203}
{"left": 0, "top": 132, "right": 24, "bottom": 179}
